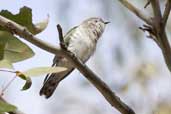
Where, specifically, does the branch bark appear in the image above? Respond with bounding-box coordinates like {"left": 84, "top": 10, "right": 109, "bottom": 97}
{"left": 118, "top": 0, "right": 152, "bottom": 25}
{"left": 163, "top": 0, "right": 171, "bottom": 27}
{"left": 118, "top": 0, "right": 171, "bottom": 72}
{"left": 150, "top": 0, "right": 171, "bottom": 72}
{"left": 0, "top": 15, "right": 135, "bottom": 114}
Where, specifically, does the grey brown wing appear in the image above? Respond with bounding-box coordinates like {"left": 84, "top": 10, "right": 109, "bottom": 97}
{"left": 40, "top": 26, "right": 78, "bottom": 98}
{"left": 40, "top": 55, "right": 74, "bottom": 98}
{"left": 40, "top": 67, "right": 74, "bottom": 98}
{"left": 43, "top": 26, "right": 78, "bottom": 83}
{"left": 43, "top": 55, "right": 61, "bottom": 84}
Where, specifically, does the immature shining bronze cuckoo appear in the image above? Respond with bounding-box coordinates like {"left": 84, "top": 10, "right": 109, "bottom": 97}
{"left": 40, "top": 17, "right": 109, "bottom": 98}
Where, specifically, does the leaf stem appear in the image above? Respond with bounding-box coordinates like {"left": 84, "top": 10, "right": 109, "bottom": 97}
{"left": 0, "top": 69, "right": 16, "bottom": 73}
{"left": 1, "top": 75, "right": 17, "bottom": 95}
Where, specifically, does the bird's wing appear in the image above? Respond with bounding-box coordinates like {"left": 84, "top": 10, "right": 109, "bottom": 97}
{"left": 63, "top": 26, "right": 78, "bottom": 46}
{"left": 43, "top": 26, "right": 78, "bottom": 84}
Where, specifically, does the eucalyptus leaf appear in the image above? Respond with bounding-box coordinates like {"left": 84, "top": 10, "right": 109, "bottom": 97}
{"left": 15, "top": 71, "right": 32, "bottom": 90}
{"left": 16, "top": 71, "right": 27, "bottom": 80}
{"left": 23, "top": 66, "right": 67, "bottom": 77}
{"left": 0, "top": 6, "right": 49, "bottom": 34}
{"left": 21, "top": 76, "right": 32, "bottom": 91}
{"left": 0, "top": 31, "right": 34, "bottom": 63}
{"left": 0, "top": 59, "right": 13, "bottom": 69}
{"left": 34, "top": 15, "right": 49, "bottom": 34}
{"left": 0, "top": 42, "right": 5, "bottom": 60}
{"left": 0, "top": 101, "right": 17, "bottom": 113}
{"left": 15, "top": 67, "right": 67, "bottom": 90}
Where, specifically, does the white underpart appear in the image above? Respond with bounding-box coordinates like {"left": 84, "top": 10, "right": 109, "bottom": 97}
{"left": 68, "top": 26, "right": 96, "bottom": 62}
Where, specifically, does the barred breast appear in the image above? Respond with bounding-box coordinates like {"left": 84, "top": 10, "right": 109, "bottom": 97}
{"left": 67, "top": 26, "right": 96, "bottom": 62}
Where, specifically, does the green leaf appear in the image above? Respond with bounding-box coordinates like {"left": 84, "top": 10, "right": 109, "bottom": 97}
{"left": 21, "top": 76, "right": 32, "bottom": 91}
{"left": 15, "top": 71, "right": 32, "bottom": 90}
{"left": 0, "top": 59, "right": 13, "bottom": 69}
{"left": 0, "top": 31, "right": 34, "bottom": 63}
{"left": 23, "top": 66, "right": 67, "bottom": 77}
{"left": 0, "top": 42, "right": 5, "bottom": 60}
{"left": 16, "top": 71, "right": 27, "bottom": 80}
{"left": 0, "top": 101, "right": 17, "bottom": 113}
{"left": 0, "top": 6, "right": 49, "bottom": 34}
{"left": 14, "top": 67, "right": 67, "bottom": 91}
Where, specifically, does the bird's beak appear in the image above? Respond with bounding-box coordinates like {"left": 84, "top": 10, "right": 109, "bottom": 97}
{"left": 104, "top": 21, "right": 110, "bottom": 24}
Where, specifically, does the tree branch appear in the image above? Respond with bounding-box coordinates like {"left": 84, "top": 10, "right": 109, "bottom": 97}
{"left": 118, "top": 0, "right": 171, "bottom": 72}
{"left": 144, "top": 0, "right": 151, "bottom": 8}
{"left": 163, "top": 0, "right": 171, "bottom": 27}
{"left": 151, "top": 0, "right": 162, "bottom": 21}
{"left": 0, "top": 15, "right": 135, "bottom": 114}
{"left": 0, "top": 96, "right": 25, "bottom": 114}
{"left": 150, "top": 0, "right": 171, "bottom": 72}
{"left": 118, "top": 0, "right": 152, "bottom": 25}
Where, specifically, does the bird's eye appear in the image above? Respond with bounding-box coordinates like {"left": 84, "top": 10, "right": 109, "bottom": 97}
{"left": 95, "top": 20, "right": 98, "bottom": 23}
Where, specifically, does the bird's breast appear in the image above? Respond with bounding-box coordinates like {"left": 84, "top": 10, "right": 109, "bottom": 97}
{"left": 67, "top": 27, "right": 96, "bottom": 62}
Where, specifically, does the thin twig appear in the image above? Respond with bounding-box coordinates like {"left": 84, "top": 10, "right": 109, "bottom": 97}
{"left": 118, "top": 0, "right": 152, "bottom": 25}
{"left": 0, "top": 69, "right": 16, "bottom": 73}
{"left": 57, "top": 24, "right": 67, "bottom": 50}
{"left": 1, "top": 75, "right": 17, "bottom": 94}
{"left": 0, "top": 15, "right": 136, "bottom": 114}
{"left": 163, "top": 0, "right": 171, "bottom": 27}
{"left": 144, "top": 0, "right": 151, "bottom": 8}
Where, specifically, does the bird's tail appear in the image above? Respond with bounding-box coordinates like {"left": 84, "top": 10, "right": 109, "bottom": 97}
{"left": 39, "top": 69, "right": 74, "bottom": 98}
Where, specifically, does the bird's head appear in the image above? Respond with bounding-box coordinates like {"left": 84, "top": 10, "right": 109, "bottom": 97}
{"left": 81, "top": 17, "right": 109, "bottom": 40}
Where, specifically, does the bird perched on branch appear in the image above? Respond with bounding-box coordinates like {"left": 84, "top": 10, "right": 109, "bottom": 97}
{"left": 40, "top": 17, "right": 109, "bottom": 98}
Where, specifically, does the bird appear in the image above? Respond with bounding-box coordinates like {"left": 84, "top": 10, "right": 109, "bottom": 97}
{"left": 40, "top": 17, "right": 109, "bottom": 98}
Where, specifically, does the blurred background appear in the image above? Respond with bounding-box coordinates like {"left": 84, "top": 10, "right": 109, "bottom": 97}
{"left": 0, "top": 0, "right": 171, "bottom": 114}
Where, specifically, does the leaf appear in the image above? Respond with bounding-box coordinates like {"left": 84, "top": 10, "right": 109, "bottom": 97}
{"left": 0, "top": 42, "right": 5, "bottom": 60}
{"left": 0, "top": 59, "right": 13, "bottom": 69}
{"left": 0, "top": 101, "right": 17, "bottom": 113}
{"left": 16, "top": 71, "right": 32, "bottom": 90}
{"left": 16, "top": 71, "right": 27, "bottom": 80}
{"left": 23, "top": 66, "right": 67, "bottom": 77}
{"left": 34, "top": 15, "right": 49, "bottom": 34}
{"left": 0, "top": 31, "right": 34, "bottom": 63}
{"left": 21, "top": 76, "right": 32, "bottom": 91}
{"left": 15, "top": 67, "right": 67, "bottom": 90}
{"left": 0, "top": 6, "right": 49, "bottom": 34}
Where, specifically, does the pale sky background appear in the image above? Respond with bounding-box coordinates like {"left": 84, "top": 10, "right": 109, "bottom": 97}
{"left": 0, "top": 0, "right": 171, "bottom": 114}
